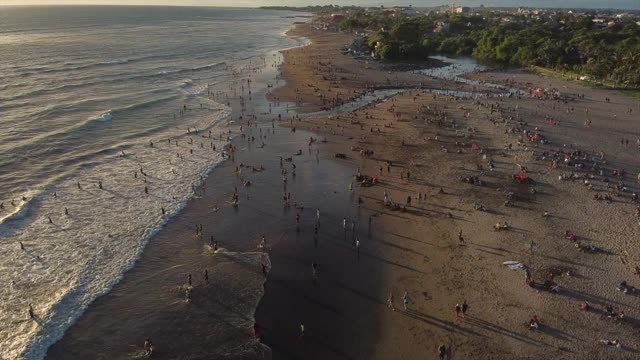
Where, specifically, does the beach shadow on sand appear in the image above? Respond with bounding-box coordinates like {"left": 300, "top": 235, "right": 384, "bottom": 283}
{"left": 400, "top": 310, "right": 487, "bottom": 338}
{"left": 462, "top": 316, "right": 550, "bottom": 347}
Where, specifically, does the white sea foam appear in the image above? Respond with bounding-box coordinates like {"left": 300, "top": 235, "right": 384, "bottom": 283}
{"left": 0, "top": 190, "right": 41, "bottom": 225}
{"left": 0, "top": 103, "right": 233, "bottom": 360}
{"left": 97, "top": 59, "right": 129, "bottom": 66}
{"left": 92, "top": 111, "right": 113, "bottom": 122}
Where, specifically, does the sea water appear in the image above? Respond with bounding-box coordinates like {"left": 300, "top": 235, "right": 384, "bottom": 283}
{"left": 0, "top": 6, "right": 304, "bottom": 359}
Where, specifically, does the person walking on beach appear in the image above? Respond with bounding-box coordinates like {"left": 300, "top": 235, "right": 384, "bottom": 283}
{"left": 28, "top": 304, "right": 34, "bottom": 320}
{"left": 462, "top": 299, "right": 468, "bottom": 318}
{"left": 455, "top": 303, "right": 462, "bottom": 318}
{"left": 437, "top": 344, "right": 446, "bottom": 360}
{"left": 403, "top": 291, "right": 412, "bottom": 310}
{"left": 312, "top": 261, "right": 319, "bottom": 281}
{"left": 387, "top": 292, "right": 395, "bottom": 311}
{"left": 351, "top": 221, "right": 356, "bottom": 240}
{"left": 316, "top": 208, "right": 320, "bottom": 224}
{"left": 204, "top": 269, "right": 209, "bottom": 284}
{"left": 342, "top": 217, "right": 347, "bottom": 233}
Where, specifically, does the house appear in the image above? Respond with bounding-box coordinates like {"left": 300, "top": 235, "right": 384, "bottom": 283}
{"left": 330, "top": 13, "right": 345, "bottom": 23}
{"left": 433, "top": 20, "right": 450, "bottom": 33}
{"left": 592, "top": 18, "right": 607, "bottom": 27}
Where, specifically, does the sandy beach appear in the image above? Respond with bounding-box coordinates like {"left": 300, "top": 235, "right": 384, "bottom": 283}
{"left": 258, "top": 22, "right": 640, "bottom": 360}
{"left": 46, "top": 19, "right": 640, "bottom": 360}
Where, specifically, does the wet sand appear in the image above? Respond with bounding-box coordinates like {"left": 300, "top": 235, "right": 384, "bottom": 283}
{"left": 47, "top": 119, "right": 365, "bottom": 359}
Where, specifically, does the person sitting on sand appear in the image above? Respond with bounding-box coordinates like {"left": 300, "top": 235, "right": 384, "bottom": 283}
{"left": 579, "top": 301, "right": 590, "bottom": 311}
{"left": 529, "top": 315, "right": 540, "bottom": 329}
{"left": 494, "top": 222, "right": 509, "bottom": 231}
{"left": 601, "top": 338, "right": 621, "bottom": 348}
{"left": 605, "top": 305, "right": 615, "bottom": 317}
{"left": 473, "top": 202, "right": 487, "bottom": 211}
{"left": 617, "top": 281, "right": 633, "bottom": 294}
{"left": 565, "top": 230, "right": 576, "bottom": 241}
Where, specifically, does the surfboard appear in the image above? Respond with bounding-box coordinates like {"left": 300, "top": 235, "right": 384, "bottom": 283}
{"left": 502, "top": 261, "right": 520, "bottom": 265}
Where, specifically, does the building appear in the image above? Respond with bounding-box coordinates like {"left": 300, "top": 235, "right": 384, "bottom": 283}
{"left": 330, "top": 13, "right": 345, "bottom": 22}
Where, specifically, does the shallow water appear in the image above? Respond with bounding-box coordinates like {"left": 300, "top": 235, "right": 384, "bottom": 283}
{"left": 417, "top": 55, "right": 522, "bottom": 95}
{"left": 0, "top": 7, "right": 306, "bottom": 359}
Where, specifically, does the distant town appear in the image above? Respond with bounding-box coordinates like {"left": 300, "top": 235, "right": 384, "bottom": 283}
{"left": 264, "top": 5, "right": 640, "bottom": 88}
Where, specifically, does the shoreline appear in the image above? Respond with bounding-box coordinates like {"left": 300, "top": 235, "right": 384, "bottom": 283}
{"left": 41, "top": 16, "right": 640, "bottom": 360}
{"left": 43, "top": 23, "right": 308, "bottom": 360}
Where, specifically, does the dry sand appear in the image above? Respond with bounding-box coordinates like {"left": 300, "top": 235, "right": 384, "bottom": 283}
{"left": 261, "top": 22, "right": 640, "bottom": 360}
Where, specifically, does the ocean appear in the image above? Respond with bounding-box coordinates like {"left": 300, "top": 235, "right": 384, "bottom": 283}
{"left": 0, "top": 6, "right": 305, "bottom": 359}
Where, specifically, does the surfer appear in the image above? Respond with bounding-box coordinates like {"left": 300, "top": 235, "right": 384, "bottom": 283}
{"left": 204, "top": 269, "right": 209, "bottom": 284}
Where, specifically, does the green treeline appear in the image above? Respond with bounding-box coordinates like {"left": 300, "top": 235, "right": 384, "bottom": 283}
{"left": 339, "top": 12, "right": 640, "bottom": 87}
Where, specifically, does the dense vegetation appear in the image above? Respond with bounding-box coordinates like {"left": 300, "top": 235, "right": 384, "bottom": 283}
{"left": 339, "top": 11, "right": 640, "bottom": 87}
